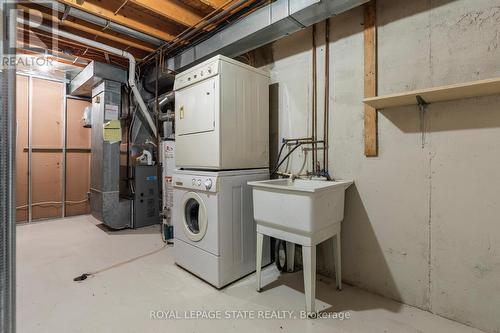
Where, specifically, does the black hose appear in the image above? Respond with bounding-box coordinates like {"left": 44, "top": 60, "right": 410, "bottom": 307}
{"left": 271, "top": 143, "right": 303, "bottom": 176}
{"left": 276, "top": 142, "right": 286, "bottom": 162}
{"left": 271, "top": 142, "right": 287, "bottom": 176}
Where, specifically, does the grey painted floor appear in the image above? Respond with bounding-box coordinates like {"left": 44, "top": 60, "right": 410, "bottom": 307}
{"left": 17, "top": 215, "right": 482, "bottom": 333}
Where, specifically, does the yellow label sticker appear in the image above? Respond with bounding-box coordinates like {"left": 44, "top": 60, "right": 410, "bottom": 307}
{"left": 180, "top": 106, "right": 184, "bottom": 119}
{"left": 103, "top": 120, "right": 121, "bottom": 142}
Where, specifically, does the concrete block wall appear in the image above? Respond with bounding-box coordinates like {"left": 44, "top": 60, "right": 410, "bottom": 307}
{"left": 250, "top": 0, "right": 500, "bottom": 332}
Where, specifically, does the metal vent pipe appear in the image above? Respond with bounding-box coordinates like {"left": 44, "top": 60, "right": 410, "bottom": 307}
{"left": 18, "top": 17, "right": 158, "bottom": 137}
{"left": 35, "top": 0, "right": 163, "bottom": 46}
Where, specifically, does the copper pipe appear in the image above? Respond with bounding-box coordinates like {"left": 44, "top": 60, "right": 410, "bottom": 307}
{"left": 114, "top": 0, "right": 130, "bottom": 15}
{"left": 165, "top": 0, "right": 235, "bottom": 48}
{"left": 163, "top": 0, "right": 262, "bottom": 56}
{"left": 140, "top": 0, "right": 264, "bottom": 66}
{"left": 312, "top": 24, "right": 318, "bottom": 174}
{"left": 141, "top": 0, "right": 240, "bottom": 64}
{"left": 283, "top": 137, "right": 313, "bottom": 143}
{"left": 323, "top": 18, "right": 330, "bottom": 174}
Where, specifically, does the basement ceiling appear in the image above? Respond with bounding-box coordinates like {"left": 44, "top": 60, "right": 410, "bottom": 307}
{"left": 17, "top": 0, "right": 266, "bottom": 69}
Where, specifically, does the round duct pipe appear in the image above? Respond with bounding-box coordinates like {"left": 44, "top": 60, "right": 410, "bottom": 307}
{"left": 37, "top": 0, "right": 163, "bottom": 46}
{"left": 142, "top": 65, "right": 175, "bottom": 95}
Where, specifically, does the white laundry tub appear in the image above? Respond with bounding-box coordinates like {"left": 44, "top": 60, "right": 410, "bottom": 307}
{"left": 248, "top": 179, "right": 353, "bottom": 235}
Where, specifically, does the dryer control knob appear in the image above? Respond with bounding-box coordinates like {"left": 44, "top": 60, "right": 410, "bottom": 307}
{"left": 204, "top": 179, "right": 213, "bottom": 190}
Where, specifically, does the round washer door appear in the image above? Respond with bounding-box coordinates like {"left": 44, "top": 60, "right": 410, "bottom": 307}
{"left": 181, "top": 192, "right": 207, "bottom": 242}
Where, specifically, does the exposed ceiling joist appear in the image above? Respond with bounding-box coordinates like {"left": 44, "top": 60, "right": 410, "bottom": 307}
{"left": 17, "top": 25, "right": 129, "bottom": 66}
{"left": 177, "top": 0, "right": 217, "bottom": 14}
{"left": 17, "top": 40, "right": 94, "bottom": 63}
{"left": 127, "top": 0, "right": 205, "bottom": 27}
{"left": 18, "top": 25, "right": 101, "bottom": 55}
{"left": 34, "top": 0, "right": 164, "bottom": 46}
{"left": 200, "top": 0, "right": 228, "bottom": 9}
{"left": 17, "top": 48, "right": 87, "bottom": 68}
{"left": 18, "top": 0, "right": 266, "bottom": 70}
{"left": 56, "top": 0, "right": 179, "bottom": 41}
{"left": 18, "top": 5, "right": 155, "bottom": 53}
{"left": 141, "top": 0, "right": 260, "bottom": 65}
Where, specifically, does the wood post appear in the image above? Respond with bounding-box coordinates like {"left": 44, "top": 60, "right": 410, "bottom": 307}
{"left": 364, "top": 0, "right": 378, "bottom": 157}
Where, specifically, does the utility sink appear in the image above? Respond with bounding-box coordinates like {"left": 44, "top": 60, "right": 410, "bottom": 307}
{"left": 248, "top": 179, "right": 353, "bottom": 235}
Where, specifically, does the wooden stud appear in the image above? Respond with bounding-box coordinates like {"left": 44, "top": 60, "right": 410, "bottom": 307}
{"left": 363, "top": 0, "right": 378, "bottom": 157}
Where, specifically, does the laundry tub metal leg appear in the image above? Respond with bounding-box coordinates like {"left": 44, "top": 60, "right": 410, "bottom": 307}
{"left": 256, "top": 232, "right": 264, "bottom": 292}
{"left": 333, "top": 232, "right": 342, "bottom": 290}
{"left": 302, "top": 245, "right": 316, "bottom": 316}
{"left": 285, "top": 242, "right": 295, "bottom": 272}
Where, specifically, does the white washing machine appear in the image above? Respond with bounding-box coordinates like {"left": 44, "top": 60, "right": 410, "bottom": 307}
{"left": 173, "top": 55, "right": 269, "bottom": 170}
{"left": 173, "top": 168, "right": 270, "bottom": 288}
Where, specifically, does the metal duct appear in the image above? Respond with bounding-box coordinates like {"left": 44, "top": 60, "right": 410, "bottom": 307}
{"left": 18, "top": 17, "right": 158, "bottom": 137}
{"left": 167, "top": 0, "right": 369, "bottom": 71}
{"left": 70, "top": 61, "right": 128, "bottom": 97}
{"left": 142, "top": 65, "right": 175, "bottom": 95}
{"left": 90, "top": 81, "right": 132, "bottom": 229}
{"left": 0, "top": 1, "right": 17, "bottom": 332}
{"left": 158, "top": 91, "right": 175, "bottom": 107}
{"left": 35, "top": 0, "right": 163, "bottom": 46}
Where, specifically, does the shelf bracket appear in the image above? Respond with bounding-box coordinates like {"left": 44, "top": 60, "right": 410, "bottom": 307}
{"left": 416, "top": 95, "right": 428, "bottom": 149}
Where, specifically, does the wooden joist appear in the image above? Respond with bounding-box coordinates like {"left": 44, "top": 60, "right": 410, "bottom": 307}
{"left": 56, "top": 0, "right": 180, "bottom": 41}
{"left": 18, "top": 5, "right": 155, "bottom": 53}
{"left": 128, "top": 0, "right": 204, "bottom": 28}
{"left": 17, "top": 26, "right": 129, "bottom": 66}
{"left": 199, "top": 0, "right": 229, "bottom": 9}
{"left": 17, "top": 48, "right": 87, "bottom": 68}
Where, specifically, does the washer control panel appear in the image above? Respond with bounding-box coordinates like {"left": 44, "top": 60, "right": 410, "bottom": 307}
{"left": 173, "top": 60, "right": 219, "bottom": 90}
{"left": 173, "top": 174, "right": 217, "bottom": 193}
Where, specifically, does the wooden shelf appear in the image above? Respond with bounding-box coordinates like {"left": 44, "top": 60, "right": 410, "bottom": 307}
{"left": 363, "top": 77, "right": 500, "bottom": 109}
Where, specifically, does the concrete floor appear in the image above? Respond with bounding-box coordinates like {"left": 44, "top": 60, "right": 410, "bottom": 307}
{"left": 17, "top": 215, "right": 483, "bottom": 333}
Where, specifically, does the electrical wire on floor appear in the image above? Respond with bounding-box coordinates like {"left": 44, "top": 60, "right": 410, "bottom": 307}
{"left": 16, "top": 199, "right": 89, "bottom": 209}
{"left": 73, "top": 243, "right": 168, "bottom": 282}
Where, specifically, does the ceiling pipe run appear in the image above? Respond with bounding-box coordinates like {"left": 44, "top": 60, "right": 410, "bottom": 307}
{"left": 166, "top": 0, "right": 370, "bottom": 71}
{"left": 141, "top": 0, "right": 251, "bottom": 65}
{"left": 35, "top": 0, "right": 163, "bottom": 46}
{"left": 18, "top": 17, "right": 158, "bottom": 137}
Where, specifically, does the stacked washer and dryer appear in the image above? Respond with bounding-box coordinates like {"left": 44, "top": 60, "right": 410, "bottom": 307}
{"left": 172, "top": 55, "right": 271, "bottom": 288}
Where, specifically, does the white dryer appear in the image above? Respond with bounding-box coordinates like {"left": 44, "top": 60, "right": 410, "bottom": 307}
{"left": 173, "top": 55, "right": 269, "bottom": 170}
{"left": 173, "top": 168, "right": 270, "bottom": 288}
